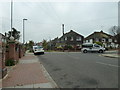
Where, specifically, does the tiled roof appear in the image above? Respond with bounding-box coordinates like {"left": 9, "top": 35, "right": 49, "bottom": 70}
{"left": 59, "top": 30, "right": 84, "bottom": 39}
{"left": 85, "top": 31, "right": 113, "bottom": 40}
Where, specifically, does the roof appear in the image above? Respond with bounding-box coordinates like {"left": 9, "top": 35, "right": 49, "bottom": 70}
{"left": 0, "top": 33, "right": 3, "bottom": 36}
{"left": 59, "top": 30, "right": 84, "bottom": 39}
{"left": 85, "top": 30, "right": 113, "bottom": 40}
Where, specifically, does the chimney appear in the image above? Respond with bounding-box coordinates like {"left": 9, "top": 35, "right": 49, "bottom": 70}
{"left": 62, "top": 24, "right": 64, "bottom": 35}
{"left": 101, "top": 30, "right": 103, "bottom": 33}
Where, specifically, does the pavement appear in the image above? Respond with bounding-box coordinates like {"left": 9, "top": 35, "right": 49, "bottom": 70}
{"left": 101, "top": 50, "right": 120, "bottom": 58}
{"left": 2, "top": 53, "right": 58, "bottom": 88}
{"left": 101, "top": 54, "right": 119, "bottom": 58}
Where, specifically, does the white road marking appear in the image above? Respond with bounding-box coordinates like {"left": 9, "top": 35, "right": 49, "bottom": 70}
{"left": 96, "top": 62, "right": 119, "bottom": 68}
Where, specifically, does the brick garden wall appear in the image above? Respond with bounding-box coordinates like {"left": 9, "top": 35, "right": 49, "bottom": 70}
{"left": 5, "top": 43, "right": 25, "bottom": 63}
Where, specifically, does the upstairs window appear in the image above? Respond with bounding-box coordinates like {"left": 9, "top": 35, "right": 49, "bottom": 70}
{"left": 70, "top": 37, "right": 73, "bottom": 41}
{"left": 95, "top": 38, "right": 99, "bottom": 42}
{"left": 115, "top": 40, "right": 117, "bottom": 42}
{"left": 102, "top": 38, "right": 106, "bottom": 42}
{"left": 76, "top": 37, "right": 81, "bottom": 41}
{"left": 109, "top": 39, "right": 112, "bottom": 42}
{"left": 65, "top": 37, "right": 67, "bottom": 41}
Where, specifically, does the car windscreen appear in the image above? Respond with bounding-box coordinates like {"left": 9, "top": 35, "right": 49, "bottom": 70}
{"left": 34, "top": 47, "right": 37, "bottom": 49}
{"left": 37, "top": 46, "right": 43, "bottom": 49}
{"left": 94, "top": 44, "right": 100, "bottom": 47}
{"left": 33, "top": 46, "right": 42, "bottom": 49}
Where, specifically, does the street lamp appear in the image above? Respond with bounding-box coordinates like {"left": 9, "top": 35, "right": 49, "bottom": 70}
{"left": 23, "top": 18, "right": 27, "bottom": 44}
{"left": 11, "top": 0, "right": 13, "bottom": 32}
{"left": 10, "top": 0, "right": 14, "bottom": 41}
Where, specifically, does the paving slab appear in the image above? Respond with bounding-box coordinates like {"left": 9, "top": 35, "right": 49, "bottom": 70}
{"left": 2, "top": 63, "right": 48, "bottom": 87}
{"left": 5, "top": 82, "right": 53, "bottom": 88}
{"left": 2, "top": 53, "right": 58, "bottom": 88}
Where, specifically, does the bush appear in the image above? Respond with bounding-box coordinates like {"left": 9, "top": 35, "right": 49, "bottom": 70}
{"left": 64, "top": 45, "right": 73, "bottom": 50}
{"left": 5, "top": 59, "right": 15, "bottom": 66}
{"left": 95, "top": 42, "right": 103, "bottom": 46}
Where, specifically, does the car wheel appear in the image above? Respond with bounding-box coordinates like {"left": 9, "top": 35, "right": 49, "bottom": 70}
{"left": 99, "top": 50, "right": 103, "bottom": 53}
{"left": 83, "top": 50, "right": 87, "bottom": 53}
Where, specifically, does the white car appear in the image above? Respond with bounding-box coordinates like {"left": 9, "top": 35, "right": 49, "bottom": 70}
{"left": 33, "top": 46, "right": 44, "bottom": 55}
{"left": 81, "top": 43, "right": 105, "bottom": 53}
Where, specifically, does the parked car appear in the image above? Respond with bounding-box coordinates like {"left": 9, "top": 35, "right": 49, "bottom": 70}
{"left": 33, "top": 46, "right": 44, "bottom": 55}
{"left": 81, "top": 43, "right": 105, "bottom": 53}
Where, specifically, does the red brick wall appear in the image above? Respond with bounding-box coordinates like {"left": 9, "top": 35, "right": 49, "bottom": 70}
{"left": 5, "top": 43, "right": 25, "bottom": 66}
{"left": 9, "top": 43, "right": 16, "bottom": 60}
{"left": 5, "top": 51, "right": 9, "bottom": 62}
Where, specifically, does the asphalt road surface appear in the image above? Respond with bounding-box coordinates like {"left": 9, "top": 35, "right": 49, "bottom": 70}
{"left": 38, "top": 52, "right": 118, "bottom": 88}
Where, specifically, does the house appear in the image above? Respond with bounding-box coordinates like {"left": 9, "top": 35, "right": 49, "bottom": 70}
{"left": 56, "top": 30, "right": 84, "bottom": 50}
{"left": 84, "top": 30, "right": 118, "bottom": 48}
{"left": 50, "top": 37, "right": 59, "bottom": 50}
{"left": 113, "top": 33, "right": 120, "bottom": 46}
{"left": 0, "top": 33, "right": 7, "bottom": 79}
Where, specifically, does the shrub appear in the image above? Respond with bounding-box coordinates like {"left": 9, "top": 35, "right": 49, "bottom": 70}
{"left": 5, "top": 59, "right": 15, "bottom": 66}
{"left": 64, "top": 45, "right": 73, "bottom": 50}
{"left": 95, "top": 42, "right": 103, "bottom": 46}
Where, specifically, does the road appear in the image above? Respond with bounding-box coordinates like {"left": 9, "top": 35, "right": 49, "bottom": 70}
{"left": 38, "top": 52, "right": 118, "bottom": 88}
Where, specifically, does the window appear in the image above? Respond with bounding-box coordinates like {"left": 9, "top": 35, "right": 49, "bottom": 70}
{"left": 61, "top": 38, "right": 64, "bottom": 41}
{"left": 109, "top": 39, "right": 112, "bottom": 42}
{"left": 70, "top": 37, "right": 73, "bottom": 41}
{"left": 76, "top": 37, "right": 81, "bottom": 41}
{"left": 96, "top": 38, "right": 99, "bottom": 42}
{"left": 102, "top": 38, "right": 106, "bottom": 42}
{"left": 65, "top": 37, "right": 67, "bottom": 41}
{"left": 115, "top": 40, "right": 117, "bottom": 42}
{"left": 94, "top": 44, "right": 100, "bottom": 47}
{"left": 90, "top": 39, "right": 93, "bottom": 43}
{"left": 38, "top": 46, "right": 42, "bottom": 49}
{"left": 86, "top": 40, "right": 89, "bottom": 43}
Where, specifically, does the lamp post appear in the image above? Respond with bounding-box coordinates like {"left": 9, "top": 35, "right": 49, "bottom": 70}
{"left": 23, "top": 19, "right": 27, "bottom": 44}
{"left": 10, "top": 0, "right": 14, "bottom": 41}
{"left": 11, "top": 0, "right": 13, "bottom": 32}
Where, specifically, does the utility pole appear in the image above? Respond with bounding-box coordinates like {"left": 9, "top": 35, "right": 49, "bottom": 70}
{"left": 23, "top": 19, "right": 27, "bottom": 44}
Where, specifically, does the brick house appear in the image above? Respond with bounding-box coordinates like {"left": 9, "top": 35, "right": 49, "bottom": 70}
{"left": 84, "top": 30, "right": 118, "bottom": 48}
{"left": 113, "top": 33, "right": 120, "bottom": 47}
{"left": 49, "top": 37, "right": 59, "bottom": 50}
{"left": 0, "top": 33, "right": 7, "bottom": 79}
{"left": 55, "top": 30, "right": 84, "bottom": 50}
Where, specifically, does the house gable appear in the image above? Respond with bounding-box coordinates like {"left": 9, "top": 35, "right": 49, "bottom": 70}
{"left": 85, "top": 31, "right": 113, "bottom": 40}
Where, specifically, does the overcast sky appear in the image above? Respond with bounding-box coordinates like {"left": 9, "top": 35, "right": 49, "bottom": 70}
{"left": 0, "top": 0, "right": 118, "bottom": 43}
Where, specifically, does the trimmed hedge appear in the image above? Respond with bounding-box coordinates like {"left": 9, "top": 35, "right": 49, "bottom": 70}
{"left": 5, "top": 59, "right": 15, "bottom": 66}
